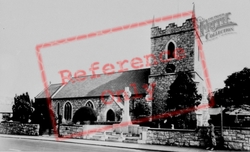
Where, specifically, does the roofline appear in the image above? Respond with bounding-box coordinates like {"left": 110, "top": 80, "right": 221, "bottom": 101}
{"left": 51, "top": 93, "right": 146, "bottom": 100}
{"left": 67, "top": 68, "right": 150, "bottom": 82}
{"left": 35, "top": 83, "right": 62, "bottom": 99}
{"left": 51, "top": 83, "right": 65, "bottom": 99}
{"left": 51, "top": 68, "right": 150, "bottom": 99}
{"left": 0, "top": 112, "right": 12, "bottom": 113}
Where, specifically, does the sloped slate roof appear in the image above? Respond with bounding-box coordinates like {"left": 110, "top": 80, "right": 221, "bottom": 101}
{"left": 36, "top": 83, "right": 62, "bottom": 99}
{"left": 52, "top": 68, "right": 150, "bottom": 99}
{"left": 225, "top": 105, "right": 250, "bottom": 116}
{"left": 226, "top": 108, "right": 250, "bottom": 116}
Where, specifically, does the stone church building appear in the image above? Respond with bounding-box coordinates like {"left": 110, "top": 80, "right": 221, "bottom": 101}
{"left": 35, "top": 15, "right": 209, "bottom": 126}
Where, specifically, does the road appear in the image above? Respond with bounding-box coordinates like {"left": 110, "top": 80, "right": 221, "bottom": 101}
{"left": 0, "top": 137, "right": 156, "bottom": 152}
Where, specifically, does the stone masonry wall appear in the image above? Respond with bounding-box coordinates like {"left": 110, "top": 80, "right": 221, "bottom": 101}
{"left": 150, "top": 18, "right": 197, "bottom": 118}
{"left": 146, "top": 127, "right": 250, "bottom": 151}
{"left": 146, "top": 128, "right": 204, "bottom": 147}
{"left": 52, "top": 96, "right": 121, "bottom": 123}
{"left": 150, "top": 19, "right": 195, "bottom": 76}
{"left": 0, "top": 122, "right": 39, "bottom": 136}
{"left": 59, "top": 124, "right": 113, "bottom": 139}
{"left": 59, "top": 124, "right": 84, "bottom": 139}
{"left": 151, "top": 19, "right": 195, "bottom": 38}
{"left": 223, "top": 128, "right": 250, "bottom": 151}
{"left": 52, "top": 98, "right": 100, "bottom": 119}
{"left": 149, "top": 74, "right": 176, "bottom": 116}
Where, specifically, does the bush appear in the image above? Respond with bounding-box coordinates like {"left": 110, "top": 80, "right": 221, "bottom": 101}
{"left": 133, "top": 98, "right": 151, "bottom": 119}
{"left": 72, "top": 106, "right": 97, "bottom": 124}
{"left": 12, "top": 92, "right": 33, "bottom": 123}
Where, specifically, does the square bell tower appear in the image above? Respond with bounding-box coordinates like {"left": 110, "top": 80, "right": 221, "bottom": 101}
{"left": 148, "top": 17, "right": 209, "bottom": 127}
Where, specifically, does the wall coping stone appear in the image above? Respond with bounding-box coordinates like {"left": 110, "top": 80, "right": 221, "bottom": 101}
{"left": 214, "top": 126, "right": 250, "bottom": 130}
{"left": 148, "top": 128, "right": 196, "bottom": 132}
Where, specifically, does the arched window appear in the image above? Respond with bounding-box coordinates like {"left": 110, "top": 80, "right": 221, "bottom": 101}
{"left": 64, "top": 102, "right": 72, "bottom": 121}
{"left": 167, "top": 42, "right": 175, "bottom": 59}
{"left": 85, "top": 101, "right": 94, "bottom": 109}
{"left": 106, "top": 109, "right": 115, "bottom": 121}
{"left": 57, "top": 102, "right": 60, "bottom": 115}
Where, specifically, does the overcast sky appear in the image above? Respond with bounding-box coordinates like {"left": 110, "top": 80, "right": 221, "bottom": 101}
{"left": 0, "top": 0, "right": 250, "bottom": 103}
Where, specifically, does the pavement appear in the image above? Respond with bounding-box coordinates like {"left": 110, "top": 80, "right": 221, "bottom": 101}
{"left": 0, "top": 134, "right": 231, "bottom": 152}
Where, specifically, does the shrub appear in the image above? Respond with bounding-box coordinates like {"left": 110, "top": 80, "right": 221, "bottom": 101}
{"left": 12, "top": 92, "right": 33, "bottom": 123}
{"left": 133, "top": 98, "right": 151, "bottom": 119}
{"left": 72, "top": 106, "right": 97, "bottom": 124}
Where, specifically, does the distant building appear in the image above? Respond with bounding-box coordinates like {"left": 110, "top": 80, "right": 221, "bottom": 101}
{"left": 0, "top": 104, "right": 12, "bottom": 122}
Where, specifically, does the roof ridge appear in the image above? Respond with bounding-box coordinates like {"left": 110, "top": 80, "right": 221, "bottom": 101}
{"left": 71, "top": 68, "right": 150, "bottom": 80}
{"left": 52, "top": 68, "right": 150, "bottom": 98}
{"left": 50, "top": 83, "right": 63, "bottom": 85}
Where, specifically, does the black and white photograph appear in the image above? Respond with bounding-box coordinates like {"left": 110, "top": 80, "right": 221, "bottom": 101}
{"left": 0, "top": 0, "right": 249, "bottom": 151}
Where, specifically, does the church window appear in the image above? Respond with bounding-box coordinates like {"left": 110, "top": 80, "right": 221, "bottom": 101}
{"left": 85, "top": 100, "right": 94, "bottom": 109}
{"left": 167, "top": 42, "right": 175, "bottom": 59}
{"left": 57, "top": 102, "right": 60, "bottom": 115}
{"left": 64, "top": 102, "right": 72, "bottom": 121}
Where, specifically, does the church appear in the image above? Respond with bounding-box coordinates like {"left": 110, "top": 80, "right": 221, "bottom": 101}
{"left": 35, "top": 13, "right": 209, "bottom": 127}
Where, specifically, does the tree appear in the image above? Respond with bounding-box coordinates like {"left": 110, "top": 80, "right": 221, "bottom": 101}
{"left": 166, "top": 71, "right": 202, "bottom": 129}
{"left": 72, "top": 106, "right": 97, "bottom": 124}
{"left": 208, "top": 89, "right": 227, "bottom": 108}
{"left": 151, "top": 83, "right": 167, "bottom": 128}
{"left": 31, "top": 100, "right": 56, "bottom": 135}
{"left": 132, "top": 98, "right": 151, "bottom": 119}
{"left": 209, "top": 67, "right": 250, "bottom": 108}
{"left": 12, "top": 92, "right": 33, "bottom": 123}
{"left": 223, "top": 67, "right": 250, "bottom": 107}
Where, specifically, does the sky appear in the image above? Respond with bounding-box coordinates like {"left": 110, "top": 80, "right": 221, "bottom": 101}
{"left": 0, "top": 0, "right": 250, "bottom": 104}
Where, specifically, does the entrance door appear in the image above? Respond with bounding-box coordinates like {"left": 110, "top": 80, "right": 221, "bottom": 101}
{"left": 106, "top": 109, "right": 115, "bottom": 121}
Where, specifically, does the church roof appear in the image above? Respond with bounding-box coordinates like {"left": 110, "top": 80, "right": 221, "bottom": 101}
{"left": 52, "top": 68, "right": 150, "bottom": 99}
{"left": 35, "top": 83, "right": 63, "bottom": 99}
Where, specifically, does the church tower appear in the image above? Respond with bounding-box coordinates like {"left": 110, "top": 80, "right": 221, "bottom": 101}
{"left": 148, "top": 14, "right": 209, "bottom": 126}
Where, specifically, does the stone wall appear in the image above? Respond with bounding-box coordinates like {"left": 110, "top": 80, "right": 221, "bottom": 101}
{"left": 146, "top": 127, "right": 250, "bottom": 151}
{"left": 150, "top": 20, "right": 195, "bottom": 76}
{"left": 52, "top": 96, "right": 122, "bottom": 123}
{"left": 0, "top": 122, "right": 39, "bottom": 136}
{"left": 223, "top": 128, "right": 250, "bottom": 151}
{"left": 59, "top": 124, "right": 84, "bottom": 139}
{"left": 52, "top": 97, "right": 101, "bottom": 120}
{"left": 151, "top": 19, "right": 195, "bottom": 38}
{"left": 146, "top": 128, "right": 204, "bottom": 147}
{"left": 59, "top": 124, "right": 113, "bottom": 139}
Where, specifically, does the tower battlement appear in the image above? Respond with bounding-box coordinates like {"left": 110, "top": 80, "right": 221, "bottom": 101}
{"left": 151, "top": 18, "right": 195, "bottom": 38}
